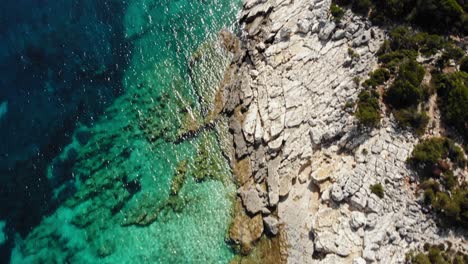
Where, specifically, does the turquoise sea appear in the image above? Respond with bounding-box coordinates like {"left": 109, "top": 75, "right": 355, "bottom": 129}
{"left": 0, "top": 0, "right": 241, "bottom": 262}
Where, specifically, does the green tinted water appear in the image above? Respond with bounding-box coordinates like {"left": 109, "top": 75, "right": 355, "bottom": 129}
{"left": 11, "top": 0, "right": 241, "bottom": 262}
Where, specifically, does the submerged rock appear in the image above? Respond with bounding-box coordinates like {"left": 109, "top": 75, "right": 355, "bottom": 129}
{"left": 239, "top": 183, "right": 266, "bottom": 215}
{"left": 229, "top": 201, "right": 264, "bottom": 255}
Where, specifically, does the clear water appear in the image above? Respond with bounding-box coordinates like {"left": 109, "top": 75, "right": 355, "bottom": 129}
{"left": 0, "top": 0, "right": 241, "bottom": 262}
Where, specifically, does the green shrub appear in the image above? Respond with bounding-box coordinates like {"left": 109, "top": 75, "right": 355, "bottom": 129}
{"left": 424, "top": 188, "right": 436, "bottom": 205}
{"left": 410, "top": 137, "right": 467, "bottom": 227}
{"left": 410, "top": 253, "right": 431, "bottom": 264}
{"left": 331, "top": 4, "right": 345, "bottom": 22}
{"left": 388, "top": 26, "right": 419, "bottom": 51}
{"left": 378, "top": 49, "right": 418, "bottom": 73}
{"left": 409, "top": 137, "right": 466, "bottom": 177}
{"left": 460, "top": 56, "right": 468, "bottom": 73}
{"left": 348, "top": 48, "right": 360, "bottom": 59}
{"left": 371, "top": 0, "right": 467, "bottom": 34}
{"left": 337, "top": 0, "right": 468, "bottom": 34}
{"left": 435, "top": 72, "right": 468, "bottom": 139}
{"left": 394, "top": 107, "right": 429, "bottom": 135}
{"left": 444, "top": 44, "right": 465, "bottom": 61}
{"left": 418, "top": 33, "right": 446, "bottom": 56}
{"left": 437, "top": 44, "right": 466, "bottom": 67}
{"left": 370, "top": 183, "right": 384, "bottom": 198}
{"left": 355, "top": 90, "right": 381, "bottom": 127}
{"left": 363, "top": 68, "right": 391, "bottom": 88}
{"left": 385, "top": 59, "right": 425, "bottom": 108}
{"left": 408, "top": 245, "right": 468, "bottom": 264}
{"left": 409, "top": 138, "right": 454, "bottom": 170}
{"left": 411, "top": 0, "right": 465, "bottom": 34}
{"left": 352, "top": 0, "right": 372, "bottom": 15}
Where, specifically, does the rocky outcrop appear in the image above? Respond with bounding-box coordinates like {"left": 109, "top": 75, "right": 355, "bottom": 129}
{"left": 222, "top": 0, "right": 467, "bottom": 263}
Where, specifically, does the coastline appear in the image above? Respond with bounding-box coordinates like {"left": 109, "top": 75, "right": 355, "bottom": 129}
{"left": 220, "top": 0, "right": 468, "bottom": 262}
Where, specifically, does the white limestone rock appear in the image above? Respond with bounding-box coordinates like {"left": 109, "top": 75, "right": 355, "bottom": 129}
{"left": 267, "top": 157, "right": 280, "bottom": 207}
{"left": 350, "top": 211, "right": 367, "bottom": 230}
{"left": 319, "top": 22, "right": 336, "bottom": 40}
{"left": 263, "top": 215, "right": 279, "bottom": 235}
{"left": 330, "top": 184, "right": 344, "bottom": 202}
{"left": 239, "top": 184, "right": 266, "bottom": 215}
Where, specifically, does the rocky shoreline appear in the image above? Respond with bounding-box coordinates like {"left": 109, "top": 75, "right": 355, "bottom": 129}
{"left": 219, "top": 0, "right": 467, "bottom": 263}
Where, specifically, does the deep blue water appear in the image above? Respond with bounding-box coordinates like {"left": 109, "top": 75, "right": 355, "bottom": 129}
{"left": 0, "top": 1, "right": 131, "bottom": 258}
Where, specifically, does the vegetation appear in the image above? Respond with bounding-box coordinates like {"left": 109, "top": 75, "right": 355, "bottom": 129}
{"left": 372, "top": 28, "right": 441, "bottom": 135}
{"left": 331, "top": 3, "right": 345, "bottom": 22}
{"left": 336, "top": 0, "right": 467, "bottom": 34}
{"left": 409, "top": 137, "right": 467, "bottom": 227}
{"left": 355, "top": 90, "right": 381, "bottom": 127}
{"left": 363, "top": 68, "right": 390, "bottom": 88}
{"left": 348, "top": 48, "right": 360, "bottom": 59}
{"left": 434, "top": 72, "right": 468, "bottom": 140}
{"left": 351, "top": 0, "right": 372, "bottom": 15}
{"left": 460, "top": 56, "right": 468, "bottom": 73}
{"left": 394, "top": 108, "right": 429, "bottom": 136}
{"left": 338, "top": 0, "right": 468, "bottom": 236}
{"left": 385, "top": 59, "right": 426, "bottom": 108}
{"left": 409, "top": 137, "right": 465, "bottom": 172}
{"left": 407, "top": 244, "right": 468, "bottom": 264}
{"left": 370, "top": 183, "right": 384, "bottom": 198}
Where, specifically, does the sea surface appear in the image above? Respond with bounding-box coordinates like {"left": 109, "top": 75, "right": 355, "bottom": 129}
{"left": 0, "top": 0, "right": 241, "bottom": 262}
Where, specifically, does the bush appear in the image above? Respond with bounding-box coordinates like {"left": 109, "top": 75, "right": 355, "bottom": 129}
{"left": 385, "top": 59, "right": 425, "bottom": 108}
{"left": 363, "top": 68, "right": 391, "bottom": 88}
{"left": 331, "top": 4, "right": 345, "bottom": 22}
{"left": 339, "top": 0, "right": 467, "bottom": 33}
{"left": 460, "top": 56, "right": 468, "bottom": 73}
{"left": 443, "top": 44, "right": 465, "bottom": 61}
{"left": 408, "top": 245, "right": 468, "bottom": 264}
{"left": 348, "top": 48, "right": 360, "bottom": 59}
{"left": 370, "top": 183, "right": 384, "bottom": 198}
{"left": 371, "top": 0, "right": 467, "bottom": 34}
{"left": 352, "top": 0, "right": 372, "bottom": 15}
{"left": 411, "top": 0, "right": 465, "bottom": 33}
{"left": 388, "top": 26, "right": 419, "bottom": 51}
{"left": 418, "top": 33, "right": 446, "bottom": 56}
{"left": 410, "top": 137, "right": 467, "bottom": 227}
{"left": 435, "top": 72, "right": 468, "bottom": 139}
{"left": 394, "top": 107, "right": 429, "bottom": 135}
{"left": 410, "top": 253, "right": 431, "bottom": 264}
{"left": 409, "top": 137, "right": 464, "bottom": 171}
{"left": 355, "top": 90, "right": 381, "bottom": 127}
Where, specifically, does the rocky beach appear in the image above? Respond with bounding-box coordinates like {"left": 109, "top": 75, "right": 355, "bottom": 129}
{"left": 2, "top": 0, "right": 467, "bottom": 263}
{"left": 221, "top": 0, "right": 468, "bottom": 263}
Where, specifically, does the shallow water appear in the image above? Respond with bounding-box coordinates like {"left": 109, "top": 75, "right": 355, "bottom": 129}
{"left": 1, "top": 0, "right": 241, "bottom": 262}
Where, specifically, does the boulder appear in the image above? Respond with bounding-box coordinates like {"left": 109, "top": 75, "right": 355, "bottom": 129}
{"left": 229, "top": 202, "right": 264, "bottom": 254}
{"left": 330, "top": 184, "right": 344, "bottom": 202}
{"left": 366, "top": 193, "right": 383, "bottom": 213}
{"left": 350, "top": 211, "right": 367, "bottom": 230}
{"left": 267, "top": 157, "right": 280, "bottom": 207}
{"left": 319, "top": 22, "right": 336, "bottom": 40}
{"left": 332, "top": 29, "right": 346, "bottom": 40}
{"left": 263, "top": 215, "right": 279, "bottom": 235}
{"left": 239, "top": 183, "right": 266, "bottom": 215}
{"left": 296, "top": 19, "right": 311, "bottom": 34}
{"left": 349, "top": 190, "right": 367, "bottom": 210}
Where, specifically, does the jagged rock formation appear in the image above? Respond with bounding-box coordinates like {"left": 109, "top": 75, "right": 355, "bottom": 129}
{"left": 221, "top": 0, "right": 467, "bottom": 263}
